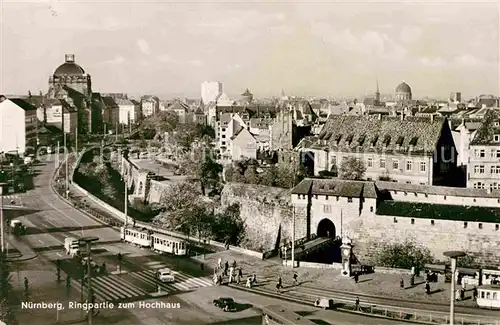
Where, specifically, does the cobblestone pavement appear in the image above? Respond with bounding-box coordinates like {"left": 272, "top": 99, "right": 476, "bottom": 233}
{"left": 197, "top": 250, "right": 479, "bottom": 308}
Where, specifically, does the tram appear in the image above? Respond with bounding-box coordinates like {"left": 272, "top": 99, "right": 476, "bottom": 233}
{"left": 120, "top": 226, "right": 188, "bottom": 256}
{"left": 476, "top": 285, "right": 500, "bottom": 309}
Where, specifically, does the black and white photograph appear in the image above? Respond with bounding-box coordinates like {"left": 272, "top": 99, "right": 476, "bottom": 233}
{"left": 0, "top": 0, "right": 499, "bottom": 324}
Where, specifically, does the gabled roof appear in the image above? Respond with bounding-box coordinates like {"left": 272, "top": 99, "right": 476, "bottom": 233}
{"left": 115, "top": 98, "right": 134, "bottom": 105}
{"left": 168, "top": 101, "right": 190, "bottom": 112}
{"left": 309, "top": 115, "right": 446, "bottom": 155}
{"left": 292, "top": 178, "right": 378, "bottom": 199}
{"left": 470, "top": 109, "right": 500, "bottom": 146}
{"left": 8, "top": 98, "right": 38, "bottom": 111}
{"left": 194, "top": 107, "right": 204, "bottom": 114}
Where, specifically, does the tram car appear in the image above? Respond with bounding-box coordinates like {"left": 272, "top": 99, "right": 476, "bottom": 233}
{"left": 120, "top": 226, "right": 152, "bottom": 248}
{"left": 476, "top": 285, "right": 500, "bottom": 309}
{"left": 151, "top": 233, "right": 187, "bottom": 256}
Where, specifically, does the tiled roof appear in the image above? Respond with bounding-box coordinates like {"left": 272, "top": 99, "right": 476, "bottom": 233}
{"left": 292, "top": 178, "right": 378, "bottom": 198}
{"left": 8, "top": 98, "right": 37, "bottom": 111}
{"left": 377, "top": 201, "right": 500, "bottom": 223}
{"left": 216, "top": 105, "right": 277, "bottom": 118}
{"left": 115, "top": 98, "right": 134, "bottom": 105}
{"left": 102, "top": 96, "right": 118, "bottom": 108}
{"left": 376, "top": 180, "right": 500, "bottom": 198}
{"left": 310, "top": 115, "right": 446, "bottom": 155}
{"left": 169, "top": 101, "right": 190, "bottom": 112}
{"left": 470, "top": 109, "right": 500, "bottom": 146}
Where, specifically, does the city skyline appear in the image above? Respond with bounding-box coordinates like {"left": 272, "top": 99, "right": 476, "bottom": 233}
{"left": 1, "top": 0, "right": 499, "bottom": 99}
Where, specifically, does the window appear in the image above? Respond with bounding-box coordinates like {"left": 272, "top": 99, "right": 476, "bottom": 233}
{"left": 490, "top": 183, "right": 499, "bottom": 191}
{"left": 444, "top": 196, "right": 447, "bottom": 200}
{"left": 222, "top": 135, "right": 226, "bottom": 139}
{"left": 474, "top": 165, "right": 485, "bottom": 174}
{"left": 420, "top": 161, "right": 426, "bottom": 172}
{"left": 222, "top": 128, "right": 226, "bottom": 132}
{"left": 393, "top": 217, "right": 397, "bottom": 223}
{"left": 370, "top": 206, "right": 373, "bottom": 212}
{"left": 380, "top": 159, "right": 386, "bottom": 168}
{"left": 495, "top": 122, "right": 500, "bottom": 127}
{"left": 473, "top": 198, "right": 476, "bottom": 202}
{"left": 406, "top": 160, "right": 413, "bottom": 172}
{"left": 323, "top": 205, "right": 332, "bottom": 213}
{"left": 325, "top": 195, "right": 329, "bottom": 200}
{"left": 496, "top": 224, "right": 499, "bottom": 231}
{"left": 497, "top": 150, "right": 500, "bottom": 158}
{"left": 480, "top": 149, "right": 486, "bottom": 157}
{"left": 347, "top": 197, "right": 353, "bottom": 203}
{"left": 221, "top": 141, "right": 226, "bottom": 146}
{"left": 464, "top": 222, "right": 468, "bottom": 228}
{"left": 314, "top": 195, "right": 318, "bottom": 199}
{"left": 411, "top": 219, "right": 415, "bottom": 224}
{"left": 406, "top": 160, "right": 412, "bottom": 171}
{"left": 392, "top": 160, "right": 399, "bottom": 170}
{"left": 367, "top": 157, "right": 373, "bottom": 167}
{"left": 474, "top": 182, "right": 485, "bottom": 189}
{"left": 331, "top": 156, "right": 337, "bottom": 166}
{"left": 336, "top": 196, "right": 339, "bottom": 201}
{"left": 414, "top": 193, "right": 418, "bottom": 197}
{"left": 494, "top": 135, "right": 500, "bottom": 142}
{"left": 479, "top": 223, "right": 483, "bottom": 229}
{"left": 424, "top": 193, "right": 428, "bottom": 198}
{"left": 431, "top": 220, "right": 435, "bottom": 225}
{"left": 404, "top": 192, "right": 407, "bottom": 196}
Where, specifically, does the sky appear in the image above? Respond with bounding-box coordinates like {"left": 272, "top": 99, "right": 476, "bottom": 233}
{"left": 0, "top": 0, "right": 499, "bottom": 100}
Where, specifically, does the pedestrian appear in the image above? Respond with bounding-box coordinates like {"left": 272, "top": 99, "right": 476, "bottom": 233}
{"left": 276, "top": 281, "right": 282, "bottom": 293}
{"left": 354, "top": 273, "right": 359, "bottom": 284}
{"left": 224, "top": 261, "right": 229, "bottom": 276}
{"left": 473, "top": 287, "right": 478, "bottom": 301}
{"left": 355, "top": 297, "right": 360, "bottom": 311}
{"left": 218, "top": 274, "right": 223, "bottom": 285}
{"left": 246, "top": 277, "right": 252, "bottom": 288}
{"left": 232, "top": 260, "right": 236, "bottom": 269}
{"left": 252, "top": 273, "right": 257, "bottom": 284}
{"left": 410, "top": 274, "right": 415, "bottom": 286}
{"left": 236, "top": 269, "right": 241, "bottom": 284}
{"left": 425, "top": 281, "right": 430, "bottom": 295}
{"left": 293, "top": 272, "right": 298, "bottom": 285}
{"left": 400, "top": 277, "right": 404, "bottom": 289}
{"left": 278, "top": 276, "right": 282, "bottom": 288}
{"left": 217, "top": 257, "right": 222, "bottom": 269}
{"left": 229, "top": 268, "right": 234, "bottom": 283}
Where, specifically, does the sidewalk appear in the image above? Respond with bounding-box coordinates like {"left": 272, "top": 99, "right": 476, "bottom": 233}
{"left": 6, "top": 233, "right": 38, "bottom": 261}
{"left": 196, "top": 250, "right": 478, "bottom": 308}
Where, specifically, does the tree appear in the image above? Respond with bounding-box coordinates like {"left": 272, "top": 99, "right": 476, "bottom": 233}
{"left": 259, "top": 165, "right": 278, "bottom": 186}
{"left": 377, "top": 240, "right": 433, "bottom": 270}
{"left": 212, "top": 204, "right": 245, "bottom": 245}
{"left": 243, "top": 165, "right": 259, "bottom": 184}
{"left": 339, "top": 157, "right": 366, "bottom": 180}
{"left": 0, "top": 251, "right": 16, "bottom": 324}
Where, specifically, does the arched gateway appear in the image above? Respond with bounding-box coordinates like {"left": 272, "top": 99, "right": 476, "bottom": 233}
{"left": 317, "top": 218, "right": 336, "bottom": 238}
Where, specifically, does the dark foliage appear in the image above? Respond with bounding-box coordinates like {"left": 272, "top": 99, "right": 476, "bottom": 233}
{"left": 377, "top": 240, "right": 433, "bottom": 270}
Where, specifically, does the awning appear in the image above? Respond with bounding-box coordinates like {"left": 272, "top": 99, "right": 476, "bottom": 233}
{"left": 483, "top": 269, "right": 500, "bottom": 276}
{"left": 457, "top": 267, "right": 479, "bottom": 276}
{"left": 424, "top": 264, "right": 446, "bottom": 272}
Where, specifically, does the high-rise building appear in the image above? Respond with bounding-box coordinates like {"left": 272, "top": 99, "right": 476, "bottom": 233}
{"left": 450, "top": 92, "right": 462, "bottom": 103}
{"left": 201, "top": 81, "right": 222, "bottom": 105}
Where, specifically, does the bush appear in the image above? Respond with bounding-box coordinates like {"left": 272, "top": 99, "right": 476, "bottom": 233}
{"left": 377, "top": 240, "right": 433, "bottom": 270}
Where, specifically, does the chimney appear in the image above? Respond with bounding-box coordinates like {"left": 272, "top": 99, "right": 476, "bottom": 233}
{"left": 65, "top": 54, "right": 75, "bottom": 63}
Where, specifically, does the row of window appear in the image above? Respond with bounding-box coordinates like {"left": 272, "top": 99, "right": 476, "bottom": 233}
{"left": 472, "top": 182, "right": 500, "bottom": 191}
{"left": 474, "top": 149, "right": 500, "bottom": 158}
{"left": 333, "top": 156, "right": 427, "bottom": 172}
{"left": 473, "top": 165, "right": 500, "bottom": 174}
{"left": 323, "top": 204, "right": 373, "bottom": 213}
{"left": 394, "top": 217, "right": 500, "bottom": 230}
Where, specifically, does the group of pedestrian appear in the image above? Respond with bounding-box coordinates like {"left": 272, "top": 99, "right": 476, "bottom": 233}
{"left": 275, "top": 272, "right": 298, "bottom": 294}
{"left": 214, "top": 258, "right": 243, "bottom": 285}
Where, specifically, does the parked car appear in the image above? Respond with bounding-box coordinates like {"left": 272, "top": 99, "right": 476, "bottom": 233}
{"left": 213, "top": 297, "right": 236, "bottom": 312}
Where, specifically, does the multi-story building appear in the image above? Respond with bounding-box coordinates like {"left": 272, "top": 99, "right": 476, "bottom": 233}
{"left": 0, "top": 96, "right": 38, "bottom": 154}
{"left": 201, "top": 81, "right": 223, "bottom": 105}
{"left": 450, "top": 119, "right": 481, "bottom": 166}
{"left": 141, "top": 96, "right": 159, "bottom": 117}
{"left": 298, "top": 114, "right": 457, "bottom": 186}
{"left": 169, "top": 101, "right": 192, "bottom": 123}
{"left": 116, "top": 98, "right": 140, "bottom": 126}
{"left": 216, "top": 113, "right": 246, "bottom": 160}
{"left": 231, "top": 128, "right": 257, "bottom": 161}
{"left": 468, "top": 109, "right": 500, "bottom": 190}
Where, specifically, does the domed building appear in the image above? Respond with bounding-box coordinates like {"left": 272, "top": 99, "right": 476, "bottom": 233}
{"left": 48, "top": 54, "right": 92, "bottom": 99}
{"left": 241, "top": 88, "right": 253, "bottom": 103}
{"left": 395, "top": 81, "right": 412, "bottom": 102}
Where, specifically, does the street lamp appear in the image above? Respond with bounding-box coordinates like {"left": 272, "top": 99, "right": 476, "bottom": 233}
{"left": 444, "top": 251, "right": 466, "bottom": 325}
{"left": 0, "top": 182, "right": 6, "bottom": 252}
{"left": 79, "top": 236, "right": 99, "bottom": 325}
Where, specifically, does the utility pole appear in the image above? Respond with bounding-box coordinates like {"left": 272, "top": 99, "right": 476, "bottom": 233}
{"left": 64, "top": 132, "right": 69, "bottom": 199}
{"left": 444, "top": 251, "right": 466, "bottom": 325}
{"left": 115, "top": 122, "right": 118, "bottom": 142}
{"left": 0, "top": 183, "right": 5, "bottom": 252}
{"left": 124, "top": 178, "right": 128, "bottom": 227}
{"left": 291, "top": 153, "right": 297, "bottom": 269}
{"left": 56, "top": 141, "right": 60, "bottom": 167}
{"left": 75, "top": 126, "right": 78, "bottom": 155}
{"left": 79, "top": 237, "right": 99, "bottom": 325}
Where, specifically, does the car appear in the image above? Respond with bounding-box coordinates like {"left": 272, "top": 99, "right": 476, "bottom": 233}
{"left": 213, "top": 297, "right": 236, "bottom": 312}
{"left": 156, "top": 268, "right": 175, "bottom": 283}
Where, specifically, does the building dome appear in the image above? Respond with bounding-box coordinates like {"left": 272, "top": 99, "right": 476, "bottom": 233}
{"left": 53, "top": 54, "right": 85, "bottom": 76}
{"left": 396, "top": 81, "right": 411, "bottom": 94}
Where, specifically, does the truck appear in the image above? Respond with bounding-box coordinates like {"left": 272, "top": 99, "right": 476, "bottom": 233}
{"left": 64, "top": 237, "right": 80, "bottom": 256}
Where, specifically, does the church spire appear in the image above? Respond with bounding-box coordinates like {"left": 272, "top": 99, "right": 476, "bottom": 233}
{"left": 375, "top": 78, "right": 380, "bottom": 105}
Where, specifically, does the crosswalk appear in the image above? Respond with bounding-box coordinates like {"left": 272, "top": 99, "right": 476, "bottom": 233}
{"left": 2, "top": 195, "right": 21, "bottom": 204}
{"left": 71, "top": 269, "right": 213, "bottom": 303}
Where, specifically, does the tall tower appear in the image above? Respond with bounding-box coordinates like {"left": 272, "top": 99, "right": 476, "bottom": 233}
{"left": 374, "top": 79, "right": 380, "bottom": 106}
